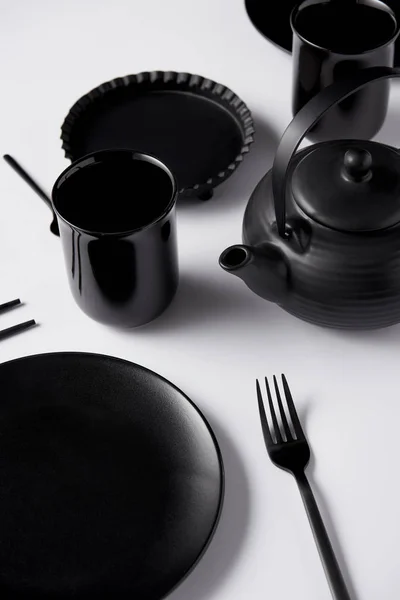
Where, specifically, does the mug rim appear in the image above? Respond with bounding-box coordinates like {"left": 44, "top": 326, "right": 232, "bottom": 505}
{"left": 290, "top": 0, "right": 400, "bottom": 56}
{"left": 52, "top": 149, "right": 178, "bottom": 237}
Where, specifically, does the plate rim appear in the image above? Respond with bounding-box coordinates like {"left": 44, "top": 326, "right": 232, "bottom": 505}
{"left": 0, "top": 350, "right": 225, "bottom": 599}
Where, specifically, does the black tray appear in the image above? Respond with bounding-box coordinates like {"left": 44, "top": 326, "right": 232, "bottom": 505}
{"left": 61, "top": 72, "right": 254, "bottom": 201}
{"left": 0, "top": 352, "right": 224, "bottom": 600}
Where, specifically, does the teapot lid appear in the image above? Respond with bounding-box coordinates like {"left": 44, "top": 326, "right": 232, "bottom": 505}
{"left": 291, "top": 140, "right": 400, "bottom": 232}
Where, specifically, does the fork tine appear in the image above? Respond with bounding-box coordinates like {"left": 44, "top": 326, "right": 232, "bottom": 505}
{"left": 281, "top": 374, "right": 305, "bottom": 440}
{"left": 273, "top": 375, "right": 293, "bottom": 441}
{"left": 265, "top": 377, "right": 283, "bottom": 443}
{"left": 256, "top": 379, "right": 273, "bottom": 447}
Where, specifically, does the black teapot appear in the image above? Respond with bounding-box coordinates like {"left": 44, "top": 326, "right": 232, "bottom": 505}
{"left": 220, "top": 67, "right": 400, "bottom": 329}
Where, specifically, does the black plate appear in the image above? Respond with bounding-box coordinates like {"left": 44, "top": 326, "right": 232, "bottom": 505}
{"left": 0, "top": 352, "right": 224, "bottom": 600}
{"left": 61, "top": 72, "right": 254, "bottom": 201}
{"left": 245, "top": 0, "right": 400, "bottom": 66}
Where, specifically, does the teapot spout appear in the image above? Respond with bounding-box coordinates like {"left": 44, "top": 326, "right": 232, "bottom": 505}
{"left": 219, "top": 244, "right": 289, "bottom": 304}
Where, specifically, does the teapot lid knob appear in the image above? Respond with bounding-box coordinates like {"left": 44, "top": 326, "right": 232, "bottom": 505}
{"left": 343, "top": 148, "right": 372, "bottom": 182}
{"left": 291, "top": 140, "right": 400, "bottom": 232}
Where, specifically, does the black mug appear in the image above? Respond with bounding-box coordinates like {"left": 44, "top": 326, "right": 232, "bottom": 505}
{"left": 52, "top": 150, "right": 178, "bottom": 327}
{"left": 291, "top": 0, "right": 399, "bottom": 141}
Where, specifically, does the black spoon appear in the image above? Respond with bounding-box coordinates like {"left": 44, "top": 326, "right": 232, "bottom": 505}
{"left": 3, "top": 154, "right": 59, "bottom": 236}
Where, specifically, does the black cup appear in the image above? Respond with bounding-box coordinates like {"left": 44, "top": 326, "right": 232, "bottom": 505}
{"left": 291, "top": 0, "right": 399, "bottom": 141}
{"left": 52, "top": 150, "right": 178, "bottom": 327}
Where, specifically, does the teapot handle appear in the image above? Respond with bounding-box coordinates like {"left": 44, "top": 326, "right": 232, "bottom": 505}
{"left": 272, "top": 66, "right": 400, "bottom": 238}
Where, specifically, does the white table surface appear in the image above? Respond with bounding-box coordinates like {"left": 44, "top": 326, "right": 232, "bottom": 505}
{"left": 1, "top": 1, "right": 400, "bottom": 598}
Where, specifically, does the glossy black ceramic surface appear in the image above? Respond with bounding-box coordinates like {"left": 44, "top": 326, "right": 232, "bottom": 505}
{"left": 220, "top": 67, "right": 400, "bottom": 330}
{"left": 52, "top": 150, "right": 178, "bottom": 328}
{"left": 60, "top": 72, "right": 254, "bottom": 201}
{"left": 291, "top": 0, "right": 399, "bottom": 141}
{"left": 0, "top": 352, "right": 224, "bottom": 600}
{"left": 245, "top": 0, "right": 400, "bottom": 66}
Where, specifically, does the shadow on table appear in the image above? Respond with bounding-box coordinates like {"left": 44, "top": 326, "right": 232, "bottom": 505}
{"left": 169, "top": 415, "right": 251, "bottom": 600}
{"left": 330, "top": 320, "right": 400, "bottom": 348}
{"left": 123, "top": 270, "right": 282, "bottom": 338}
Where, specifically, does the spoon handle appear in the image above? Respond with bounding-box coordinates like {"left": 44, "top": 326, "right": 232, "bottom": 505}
{"left": 3, "top": 154, "right": 52, "bottom": 207}
{"left": 3, "top": 154, "right": 60, "bottom": 236}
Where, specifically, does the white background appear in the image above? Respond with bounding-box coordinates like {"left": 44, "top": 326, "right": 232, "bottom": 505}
{"left": 1, "top": 1, "right": 400, "bottom": 598}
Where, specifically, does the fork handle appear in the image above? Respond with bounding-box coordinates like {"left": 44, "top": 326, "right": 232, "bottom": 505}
{"left": 296, "top": 472, "right": 351, "bottom": 600}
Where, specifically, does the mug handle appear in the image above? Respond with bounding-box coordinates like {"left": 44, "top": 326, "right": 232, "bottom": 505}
{"left": 272, "top": 66, "right": 400, "bottom": 238}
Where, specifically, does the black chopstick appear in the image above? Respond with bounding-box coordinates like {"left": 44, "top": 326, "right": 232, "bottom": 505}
{"left": 0, "top": 298, "right": 21, "bottom": 313}
{"left": 0, "top": 319, "right": 36, "bottom": 341}
{"left": 0, "top": 300, "right": 37, "bottom": 340}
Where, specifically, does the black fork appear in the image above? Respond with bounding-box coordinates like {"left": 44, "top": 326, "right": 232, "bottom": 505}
{"left": 256, "top": 375, "right": 351, "bottom": 600}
